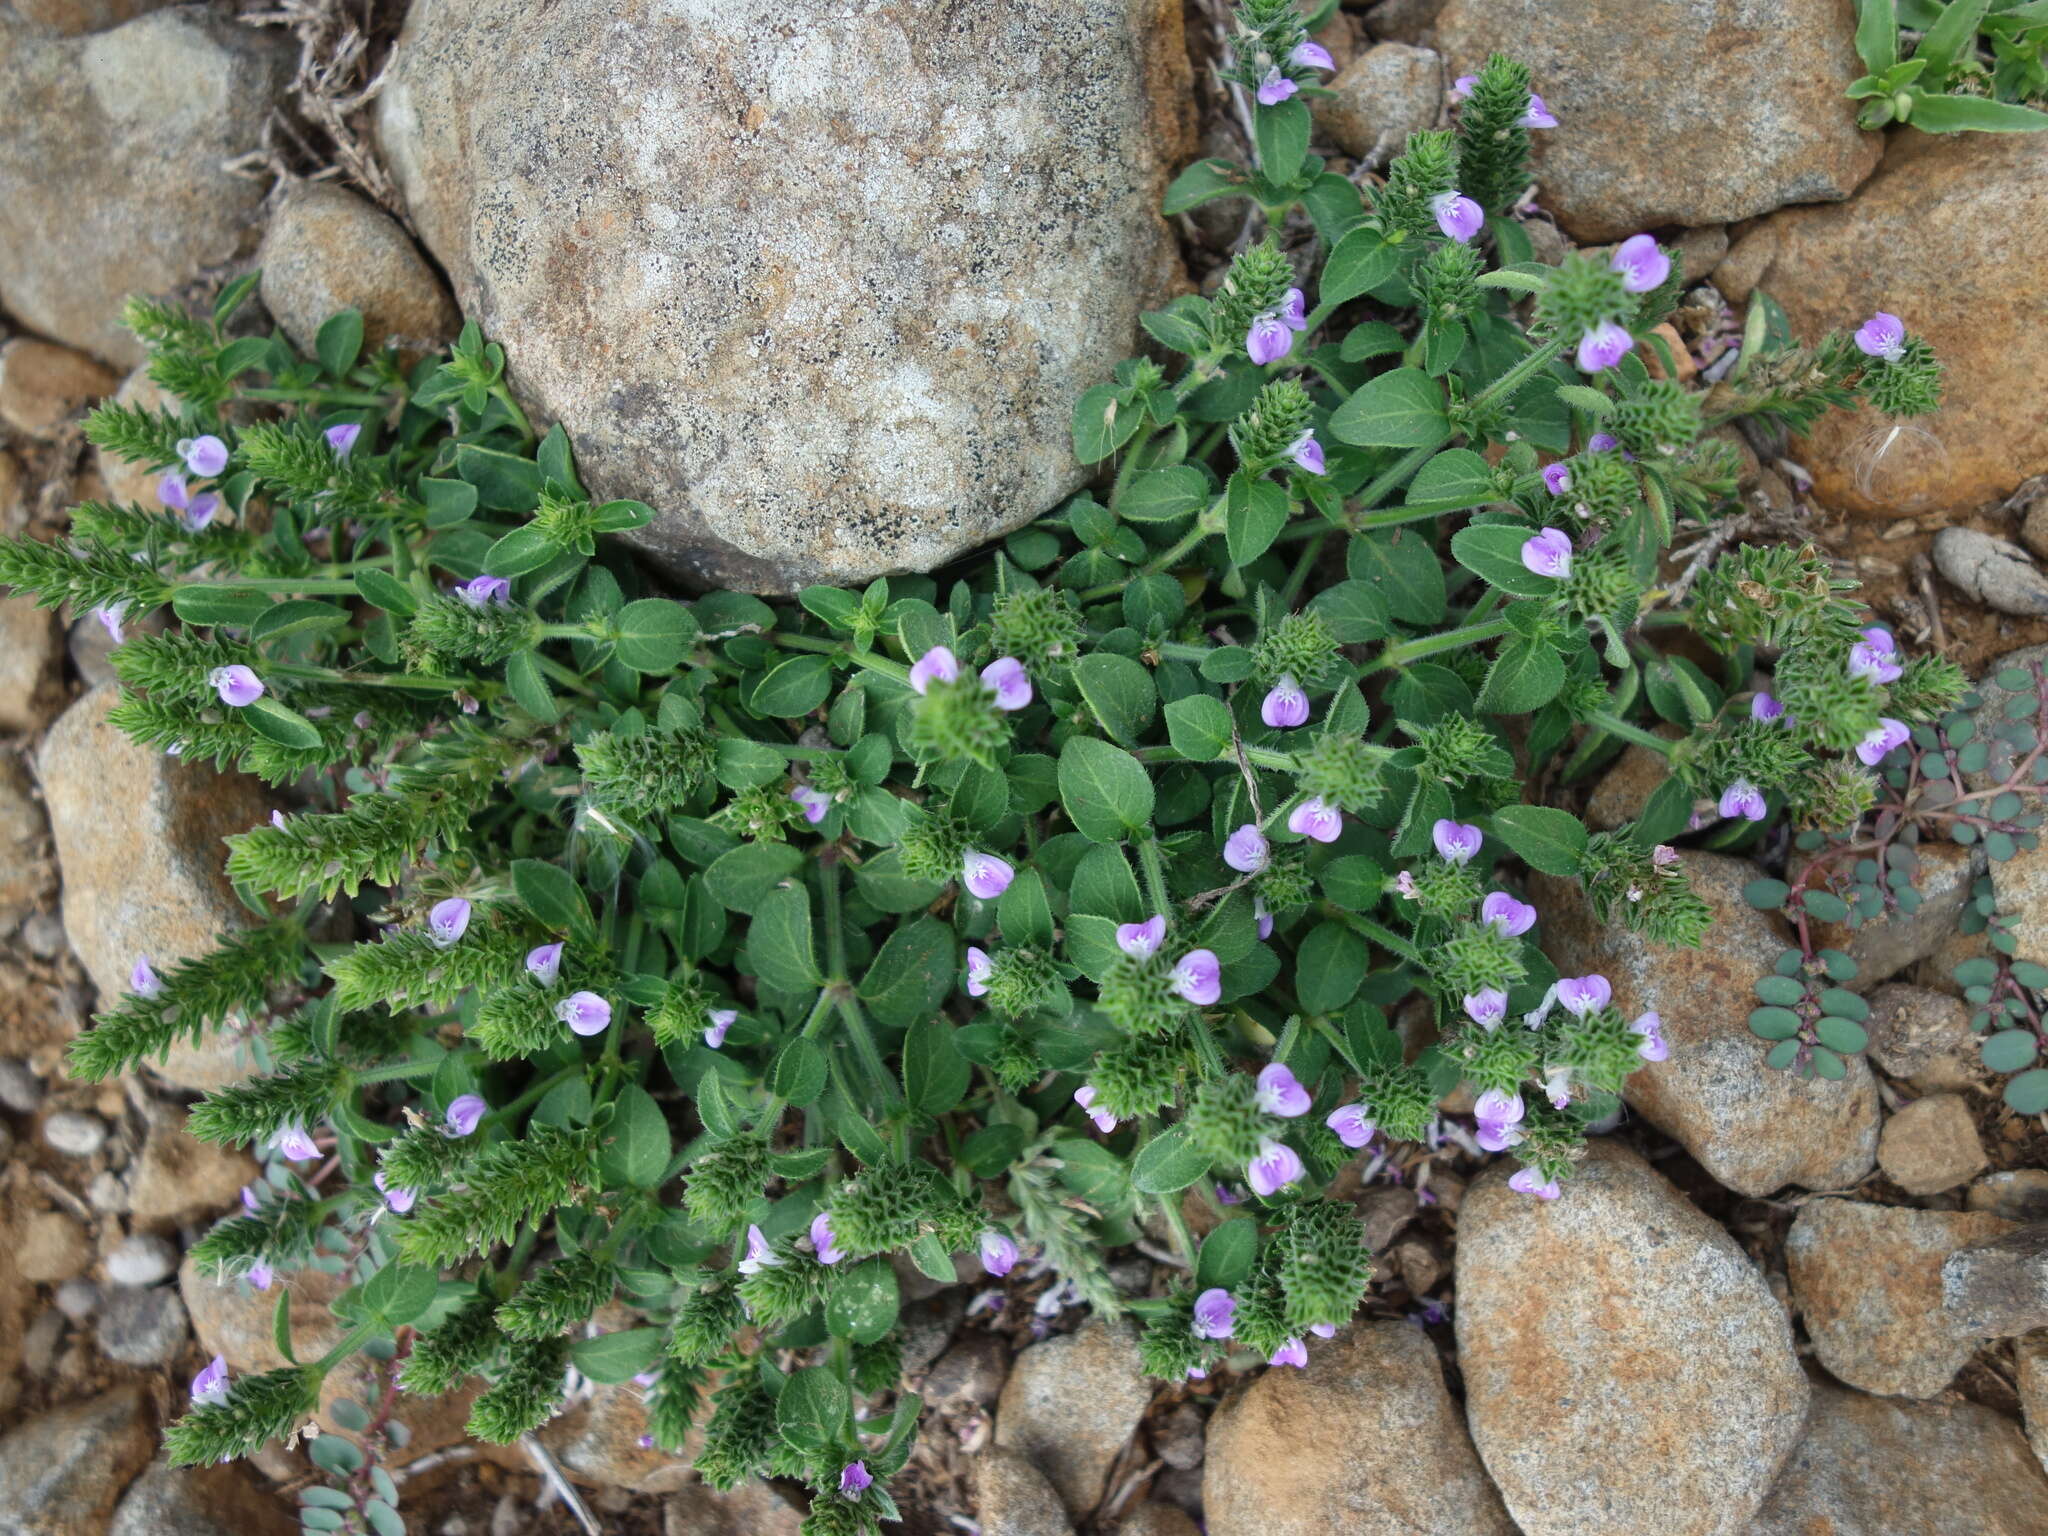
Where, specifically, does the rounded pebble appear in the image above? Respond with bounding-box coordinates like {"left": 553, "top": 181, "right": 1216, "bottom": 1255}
{"left": 53, "top": 1278, "right": 101, "bottom": 1322}
{"left": 42, "top": 1110, "right": 108, "bottom": 1157}
{"left": 103, "top": 1232, "right": 178, "bottom": 1289}
{"left": 0, "top": 1057, "right": 43, "bottom": 1114}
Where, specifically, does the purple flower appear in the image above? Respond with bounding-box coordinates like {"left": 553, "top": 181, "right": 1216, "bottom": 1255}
{"left": 1327, "top": 1103, "right": 1375, "bottom": 1148}
{"left": 1255, "top": 1061, "right": 1311, "bottom": 1118}
{"left": 1269, "top": 1337, "right": 1309, "bottom": 1368}
{"left": 183, "top": 493, "right": 222, "bottom": 533}
{"left": 1224, "top": 822, "right": 1271, "bottom": 873}
{"left": 1474, "top": 1088, "right": 1526, "bottom": 1152}
{"left": 1116, "top": 915, "right": 1167, "bottom": 960}
{"left": 790, "top": 785, "right": 831, "bottom": 824}
{"left": 271, "top": 809, "right": 289, "bottom": 830}
{"left": 1310, "top": 1321, "right": 1338, "bottom": 1339}
{"left": 1430, "top": 191, "right": 1484, "bottom": 244}
{"left": 444, "top": 1094, "right": 487, "bottom": 1137}
{"left": 428, "top": 897, "right": 471, "bottom": 949}
{"left": 131, "top": 956, "right": 162, "bottom": 999}
{"left": 159, "top": 473, "right": 190, "bottom": 511}
{"left": 1254, "top": 897, "right": 1274, "bottom": 941}
{"left": 704, "top": 1008, "right": 737, "bottom": 1049}
{"left": 1520, "top": 526, "right": 1574, "bottom": 579}
{"left": 907, "top": 645, "right": 960, "bottom": 694}
{"left": 1261, "top": 675, "right": 1309, "bottom": 730}
{"left": 1215, "top": 1182, "right": 1244, "bottom": 1206}
{"left": 839, "top": 1462, "right": 872, "bottom": 1500}
{"left": 1172, "top": 949, "right": 1221, "bottom": 1006}
{"left": 1540, "top": 463, "right": 1572, "bottom": 496}
{"left": 1543, "top": 1065, "right": 1573, "bottom": 1108}
{"left": 1256, "top": 67, "right": 1298, "bottom": 106}
{"left": 1288, "top": 796, "right": 1343, "bottom": 843}
{"left": 1509, "top": 1166, "right": 1562, "bottom": 1200}
{"left": 455, "top": 574, "right": 512, "bottom": 607}
{"left": 1652, "top": 843, "right": 1679, "bottom": 867}
{"left": 980, "top": 1230, "right": 1019, "bottom": 1277}
{"left": 208, "top": 665, "right": 264, "bottom": 707}
{"left": 1074, "top": 1084, "right": 1118, "bottom": 1134}
{"left": 91, "top": 601, "right": 127, "bottom": 645}
{"left": 178, "top": 435, "right": 229, "bottom": 478}
{"left": 1277, "top": 288, "right": 1308, "bottom": 332}
{"left": 1290, "top": 39, "right": 1334, "bottom": 71}
{"left": 811, "top": 1211, "right": 845, "bottom": 1265}
{"left": 1752, "top": 693, "right": 1786, "bottom": 724}
{"left": 191, "top": 1354, "right": 230, "bottom": 1407}
{"left": 737, "top": 1224, "right": 778, "bottom": 1275}
{"left": 1287, "top": 431, "right": 1325, "bottom": 476}
{"left": 555, "top": 990, "right": 612, "bottom": 1036}
{"left": 1847, "top": 627, "right": 1903, "bottom": 684}
{"left": 1246, "top": 313, "right": 1294, "bottom": 366}
{"left": 374, "top": 1171, "right": 417, "bottom": 1213}
{"left": 962, "top": 850, "right": 1014, "bottom": 900}
{"left": 965, "top": 945, "right": 994, "bottom": 997}
{"left": 270, "top": 1122, "right": 319, "bottom": 1161}
{"left": 1632, "top": 1010, "right": 1670, "bottom": 1062}
{"left": 981, "top": 656, "right": 1032, "bottom": 711}
{"left": 1246, "top": 1137, "right": 1305, "bottom": 1197}
{"left": 240, "top": 1185, "right": 261, "bottom": 1214}
{"left": 1856, "top": 717, "right": 1911, "bottom": 767}
{"left": 526, "top": 942, "right": 563, "bottom": 985}
{"left": 1520, "top": 93, "right": 1558, "bottom": 128}
{"left": 325, "top": 423, "right": 362, "bottom": 459}
{"left": 1576, "top": 320, "right": 1633, "bottom": 373}
{"left": 1610, "top": 234, "right": 1669, "bottom": 295}
{"left": 1718, "top": 778, "right": 1768, "bottom": 823}
{"left": 1854, "top": 312, "right": 1906, "bottom": 363}
{"left": 1432, "top": 819, "right": 1482, "bottom": 865}
{"left": 1192, "top": 1287, "right": 1237, "bottom": 1340}
{"left": 1480, "top": 892, "right": 1537, "bottom": 937}
{"left": 1449, "top": 73, "right": 1479, "bottom": 100}
{"left": 1587, "top": 432, "right": 1620, "bottom": 453}
{"left": 1466, "top": 988, "right": 1508, "bottom": 1029}
{"left": 1557, "top": 974, "right": 1612, "bottom": 1017}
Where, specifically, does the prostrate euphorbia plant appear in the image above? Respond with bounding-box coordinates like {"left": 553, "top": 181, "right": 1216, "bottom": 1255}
{"left": 0, "top": 6, "right": 1957, "bottom": 1531}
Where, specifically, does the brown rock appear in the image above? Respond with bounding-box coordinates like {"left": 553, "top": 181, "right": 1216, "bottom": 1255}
{"left": 19, "top": 1208, "right": 93, "bottom": 1283}
{"left": 1877, "top": 1093, "right": 1986, "bottom": 1195}
{"left": 993, "top": 1319, "right": 1152, "bottom": 1519}
{"left": 1204, "top": 1322, "right": 1514, "bottom": 1536}
{"left": 1864, "top": 983, "right": 1984, "bottom": 1093}
{"left": 1455, "top": 1141, "right": 1807, "bottom": 1536}
{"left": 663, "top": 1479, "right": 805, "bottom": 1536}
{"left": 2018, "top": 1333, "right": 2048, "bottom": 1476}
{"left": 1533, "top": 851, "right": 1880, "bottom": 1196}
{"left": 1316, "top": 43, "right": 1442, "bottom": 168}
{"left": 0, "top": 751, "right": 50, "bottom": 929}
{"left": 257, "top": 182, "right": 459, "bottom": 360}
{"left": 975, "top": 1446, "right": 1075, "bottom": 1536}
{"left": 1583, "top": 730, "right": 1677, "bottom": 830}
{"left": 1674, "top": 225, "right": 1728, "bottom": 283}
{"left": 1720, "top": 131, "right": 2048, "bottom": 517}
{"left": 1971, "top": 1170, "right": 2048, "bottom": 1224}
{"left": 1361, "top": 0, "right": 1447, "bottom": 46}
{"left": 7, "top": 0, "right": 173, "bottom": 33}
{"left": 1748, "top": 1380, "right": 2048, "bottom": 1535}
{"left": 0, "top": 1384, "right": 154, "bottom": 1534}
{"left": 1119, "top": 1505, "right": 1200, "bottom": 1536}
{"left": 127, "top": 1106, "right": 258, "bottom": 1230}
{"left": 91, "top": 365, "right": 180, "bottom": 512}
{"left": 1433, "top": 0, "right": 1876, "bottom": 242}
{"left": 0, "top": 594, "right": 62, "bottom": 733}
{"left": 1807, "top": 840, "right": 1978, "bottom": 989}
{"left": 0, "top": 336, "right": 118, "bottom": 437}
{"left": 1994, "top": 840, "right": 2048, "bottom": 979}
{"left": 922, "top": 1330, "right": 1008, "bottom": 1413}
{"left": 0, "top": 447, "right": 26, "bottom": 531}
{"left": 1786, "top": 1199, "right": 2015, "bottom": 1398}
{"left": 1941, "top": 1223, "right": 2048, "bottom": 1338}
{"left": 541, "top": 1382, "right": 693, "bottom": 1493}
{"left": 108, "top": 1456, "right": 296, "bottom": 1536}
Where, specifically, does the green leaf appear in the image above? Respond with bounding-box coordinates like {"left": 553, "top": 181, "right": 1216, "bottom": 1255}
{"left": 1073, "top": 383, "right": 1140, "bottom": 464}
{"left": 1983, "top": 1028, "right": 2040, "bottom": 1073}
{"left": 420, "top": 477, "right": 479, "bottom": 528}
{"left": 1121, "top": 465, "right": 1212, "bottom": 523}
{"left": 1194, "top": 1217, "right": 1258, "bottom": 1292}
{"left": 1476, "top": 637, "right": 1564, "bottom": 714}
{"left": 767, "top": 1036, "right": 827, "bottom": 1109}
{"left": 1813, "top": 1016, "right": 1869, "bottom": 1055}
{"left": 315, "top": 309, "right": 365, "bottom": 378}
{"left": 752, "top": 654, "right": 833, "bottom": 717}
{"left": 715, "top": 736, "right": 788, "bottom": 792}
{"left": 1131, "top": 1123, "right": 1212, "bottom": 1195}
{"left": 962, "top": 1123, "right": 1029, "bottom": 1178}
{"left": 599, "top": 1085, "right": 671, "bottom": 1189}
{"left": 1225, "top": 473, "right": 1291, "bottom": 566}
{"left": 171, "top": 586, "right": 272, "bottom": 628}
{"left": 825, "top": 1259, "right": 899, "bottom": 1345}
{"left": 1450, "top": 523, "right": 1555, "bottom": 598}
{"left": 1799, "top": 890, "right": 1850, "bottom": 923}
{"left": 1810, "top": 1046, "right": 1847, "bottom": 1081}
{"left": 904, "top": 1017, "right": 971, "bottom": 1114}
{"left": 250, "top": 599, "right": 350, "bottom": 644}
{"left": 241, "top": 696, "right": 324, "bottom": 751}
{"left": 704, "top": 841, "right": 804, "bottom": 915}
{"left": 504, "top": 650, "right": 560, "bottom": 723}
{"left": 482, "top": 525, "right": 559, "bottom": 577}
{"left": 1141, "top": 296, "right": 1215, "bottom": 356}
{"left": 272, "top": 1284, "right": 296, "bottom": 1364}
{"left": 1165, "top": 694, "right": 1235, "bottom": 761}
{"left": 1320, "top": 228, "right": 1400, "bottom": 308}
{"left": 359, "top": 1263, "right": 438, "bottom": 1327}
{"left": 749, "top": 884, "right": 820, "bottom": 993}
{"left": 513, "top": 858, "right": 597, "bottom": 941}
{"left": 1162, "top": 157, "right": 1249, "bottom": 215}
{"left": 776, "top": 1365, "right": 850, "bottom": 1451}
{"left": 1349, "top": 528, "right": 1445, "bottom": 625}
{"left": 1319, "top": 854, "right": 1385, "bottom": 910}
{"left": 1254, "top": 97, "right": 1311, "bottom": 186}
{"left": 1743, "top": 878, "right": 1791, "bottom": 911}
{"left": 353, "top": 567, "right": 419, "bottom": 617}
{"left": 1306, "top": 579, "right": 1391, "bottom": 644}
{"left": 1058, "top": 737, "right": 1154, "bottom": 843}
{"left": 1408, "top": 448, "right": 1495, "bottom": 507}
{"left": 613, "top": 598, "right": 696, "bottom": 673}
{"left": 907, "top": 1232, "right": 958, "bottom": 1283}
{"left": 998, "top": 868, "right": 1056, "bottom": 950}
{"left": 1327, "top": 367, "right": 1450, "bottom": 448}
{"left": 1917, "top": 0, "right": 1991, "bottom": 78}
{"left": 1854, "top": 0, "right": 1898, "bottom": 72}
{"left": 860, "top": 917, "right": 956, "bottom": 1028}
{"left": 1075, "top": 653, "right": 1157, "bottom": 747}
{"left": 457, "top": 443, "right": 543, "bottom": 514}
{"left": 1748, "top": 1006, "right": 1801, "bottom": 1042}
{"left": 1486, "top": 805, "right": 1587, "bottom": 876}
{"left": 1904, "top": 93, "right": 2048, "bottom": 131}
{"left": 570, "top": 1329, "right": 664, "bottom": 1384}
{"left": 2003, "top": 1068, "right": 2048, "bottom": 1116}
{"left": 1755, "top": 974, "right": 1806, "bottom": 1006}
{"left": 1295, "top": 922, "right": 1368, "bottom": 1013}
{"left": 1764, "top": 1038, "right": 1803, "bottom": 1070}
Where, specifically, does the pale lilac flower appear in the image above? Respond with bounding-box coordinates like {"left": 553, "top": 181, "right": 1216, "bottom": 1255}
{"left": 1541, "top": 463, "right": 1572, "bottom": 496}
{"left": 271, "top": 809, "right": 288, "bottom": 830}
{"left": 555, "top": 990, "right": 612, "bottom": 1036}
{"left": 1751, "top": 693, "right": 1786, "bottom": 724}
{"left": 1246, "top": 313, "right": 1294, "bottom": 366}
{"left": 526, "top": 942, "right": 563, "bottom": 985}
{"left": 1246, "top": 1137, "right": 1305, "bottom": 1197}
{"left": 208, "top": 665, "right": 264, "bottom": 707}
{"left": 1327, "top": 1103, "right": 1376, "bottom": 1148}
{"left": 1288, "top": 796, "right": 1342, "bottom": 843}
{"left": 790, "top": 785, "right": 831, "bottom": 824}
{"left": 240, "top": 1185, "right": 260, "bottom": 1213}
{"left": 1520, "top": 526, "right": 1574, "bottom": 579}
{"left": 131, "top": 957, "right": 162, "bottom": 999}
{"left": 1718, "top": 778, "right": 1767, "bottom": 823}
{"left": 1172, "top": 949, "right": 1221, "bottom": 1006}
{"left": 1432, "top": 819, "right": 1482, "bottom": 865}
{"left": 1116, "top": 915, "right": 1167, "bottom": 960}
{"left": 1186, "top": 1365, "right": 1208, "bottom": 1380}
{"left": 1576, "top": 319, "right": 1633, "bottom": 373}
{"left": 979, "top": 1230, "right": 1019, "bottom": 1277}
{"left": 191, "top": 1354, "right": 230, "bottom": 1407}
{"left": 907, "top": 645, "right": 960, "bottom": 694}
{"left": 1215, "top": 1182, "right": 1244, "bottom": 1206}
{"left": 1256, "top": 1061, "right": 1311, "bottom": 1118}
{"left": 1474, "top": 1088, "right": 1526, "bottom": 1152}
{"left": 1394, "top": 870, "right": 1418, "bottom": 899}
{"left": 1261, "top": 675, "right": 1309, "bottom": 730}
{"left": 1610, "top": 234, "right": 1670, "bottom": 294}
{"left": 1543, "top": 1064, "right": 1573, "bottom": 1108}
{"left": 1074, "top": 1084, "right": 1118, "bottom": 1134}
{"left": 1509, "top": 1166, "right": 1562, "bottom": 1200}
{"left": 325, "top": 423, "right": 362, "bottom": 459}
{"left": 1557, "top": 974, "right": 1612, "bottom": 1017}
{"left": 445, "top": 1095, "right": 487, "bottom": 1136}
{"left": 962, "top": 850, "right": 1014, "bottom": 900}
{"left": 455, "top": 574, "right": 512, "bottom": 607}
{"left": 1287, "top": 431, "right": 1325, "bottom": 475}
{"left": 1290, "top": 39, "right": 1334, "bottom": 70}
{"left": 178, "top": 435, "right": 229, "bottom": 478}
{"left": 1310, "top": 1321, "right": 1339, "bottom": 1339}
{"left": 1192, "top": 1287, "right": 1237, "bottom": 1340}
{"left": 1256, "top": 67, "right": 1298, "bottom": 106}
{"left": 839, "top": 1462, "right": 871, "bottom": 1500}
{"left": 811, "top": 1212, "right": 844, "bottom": 1265}
{"left": 248, "top": 1261, "right": 274, "bottom": 1291}
{"left": 1430, "top": 191, "right": 1484, "bottom": 244}
{"left": 704, "top": 1007, "right": 737, "bottom": 1049}
{"left": 1520, "top": 93, "right": 1558, "bottom": 128}
{"left": 636, "top": 1434, "right": 655, "bottom": 1449}
{"left": 1480, "top": 892, "right": 1537, "bottom": 937}
{"left": 270, "top": 1122, "right": 319, "bottom": 1161}
{"left": 965, "top": 945, "right": 994, "bottom": 997}
{"left": 1854, "top": 312, "right": 1906, "bottom": 363}
{"left": 737, "top": 1224, "right": 778, "bottom": 1275}
{"left": 427, "top": 897, "right": 471, "bottom": 949}
{"left": 1269, "top": 1337, "right": 1309, "bottom": 1368}
{"left": 159, "top": 473, "right": 190, "bottom": 511}
{"left": 1255, "top": 896, "right": 1274, "bottom": 941}
{"left": 981, "top": 656, "right": 1032, "bottom": 711}
{"left": 181, "top": 491, "right": 220, "bottom": 532}
{"left": 374, "top": 1171, "right": 417, "bottom": 1213}
{"left": 1632, "top": 1010, "right": 1670, "bottom": 1062}
{"left": 1224, "top": 822, "right": 1271, "bottom": 873}
{"left": 1847, "top": 626, "right": 1904, "bottom": 684}
{"left": 1450, "top": 73, "right": 1479, "bottom": 100}
{"left": 1856, "top": 717, "right": 1910, "bottom": 767}
{"left": 1466, "top": 988, "right": 1508, "bottom": 1029}
{"left": 1277, "top": 288, "right": 1308, "bottom": 332}
{"left": 1588, "top": 432, "right": 1620, "bottom": 453}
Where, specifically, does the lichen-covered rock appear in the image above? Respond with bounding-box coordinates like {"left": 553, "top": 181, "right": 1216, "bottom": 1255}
{"left": 1807, "top": 840, "right": 1977, "bottom": 989}
{"left": 1455, "top": 1140, "right": 1808, "bottom": 1536}
{"left": 0, "top": 1385, "right": 154, "bottom": 1535}
{"left": 1533, "top": 852, "right": 1880, "bottom": 1196}
{"left": 1942, "top": 1223, "right": 2048, "bottom": 1339}
{"left": 1864, "top": 983, "right": 1984, "bottom": 1094}
{"left": 257, "top": 182, "right": 459, "bottom": 360}
{"left": 375, "top": 0, "right": 1192, "bottom": 592}
{"left": 1315, "top": 42, "right": 1442, "bottom": 168}
{"left": 0, "top": 9, "right": 290, "bottom": 366}
{"left": 1432, "top": 0, "right": 1877, "bottom": 241}
{"left": 993, "top": 1319, "right": 1153, "bottom": 1519}
{"left": 1203, "top": 1322, "right": 1515, "bottom": 1536}
{"left": 975, "top": 1447, "right": 1076, "bottom": 1536}
{"left": 1877, "top": 1092, "right": 1985, "bottom": 1195}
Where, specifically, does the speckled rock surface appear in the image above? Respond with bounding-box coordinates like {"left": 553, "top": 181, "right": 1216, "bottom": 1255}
{"left": 257, "top": 182, "right": 459, "bottom": 359}
{"left": 1876, "top": 1092, "right": 1985, "bottom": 1195}
{"left": 1315, "top": 42, "right": 1442, "bottom": 168}
{"left": 993, "top": 1318, "right": 1152, "bottom": 1519}
{"left": 1455, "top": 1140, "right": 1808, "bottom": 1536}
{"left": 1942, "top": 1223, "right": 2048, "bottom": 1338}
{"left": 376, "top": 0, "right": 1192, "bottom": 592}
{"left": 975, "top": 1447, "right": 1076, "bottom": 1536}
{"left": 1807, "top": 840, "right": 1978, "bottom": 989}
{"left": 0, "top": 1385, "right": 155, "bottom": 1535}
{"left": 107, "top": 1457, "right": 295, "bottom": 1536}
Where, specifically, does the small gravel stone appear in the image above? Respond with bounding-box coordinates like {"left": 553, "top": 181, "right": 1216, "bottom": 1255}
{"left": 922, "top": 1332, "right": 1008, "bottom": 1413}
{"left": 86, "top": 1171, "right": 128, "bottom": 1214}
{"left": 1878, "top": 1094, "right": 1987, "bottom": 1195}
{"left": 104, "top": 1232, "right": 178, "bottom": 1289}
{"left": 22, "top": 1309, "right": 66, "bottom": 1378}
{"left": 1934, "top": 528, "right": 2048, "bottom": 617}
{"left": 0, "top": 1057, "right": 44, "bottom": 1113}
{"left": 21, "top": 909, "right": 65, "bottom": 959}
{"left": 20, "top": 1210, "right": 93, "bottom": 1284}
{"left": 94, "top": 1285, "right": 188, "bottom": 1366}
{"left": 42, "top": 1110, "right": 107, "bottom": 1157}
{"left": 53, "top": 1279, "right": 101, "bottom": 1322}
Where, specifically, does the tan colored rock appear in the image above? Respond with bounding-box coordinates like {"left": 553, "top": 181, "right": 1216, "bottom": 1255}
{"left": 1807, "top": 839, "right": 1978, "bottom": 989}
{"left": 1433, "top": 0, "right": 1877, "bottom": 242}
{"left": 663, "top": 1479, "right": 805, "bottom": 1536}
{"left": 1455, "top": 1140, "right": 1807, "bottom": 1536}
{"left": 7, "top": 0, "right": 173, "bottom": 34}
{"left": 975, "top": 1446, "right": 1075, "bottom": 1536}
{"left": 1361, "top": 0, "right": 1446, "bottom": 46}
{"left": 0, "top": 336, "right": 118, "bottom": 437}
{"left": 1315, "top": 42, "right": 1442, "bottom": 168}
{"left": 1674, "top": 225, "right": 1728, "bottom": 284}
{"left": 0, "top": 593, "right": 62, "bottom": 732}
{"left": 108, "top": 1456, "right": 296, "bottom": 1536}
{"left": 1748, "top": 1380, "right": 2048, "bottom": 1535}
{"left": 1942, "top": 1223, "right": 2048, "bottom": 1338}
{"left": 1864, "top": 983, "right": 1984, "bottom": 1093}
{"left": 1721, "top": 131, "right": 2048, "bottom": 517}
{"left": 1533, "top": 851, "right": 1880, "bottom": 1196}
{"left": 541, "top": 1382, "right": 693, "bottom": 1493}
{"left": 1995, "top": 840, "right": 2048, "bottom": 978}
{"left": 0, "top": 1385, "right": 155, "bottom": 1535}
{"left": 2018, "top": 1333, "right": 2048, "bottom": 1476}
{"left": 127, "top": 1106, "right": 258, "bottom": 1230}
{"left": 1878, "top": 1093, "right": 1986, "bottom": 1195}
{"left": 1204, "top": 1321, "right": 1514, "bottom": 1536}
{"left": 19, "top": 1208, "right": 93, "bottom": 1283}
{"left": 1119, "top": 1505, "right": 1200, "bottom": 1536}
{"left": 994, "top": 1319, "right": 1152, "bottom": 1519}
{"left": 1583, "top": 730, "right": 1677, "bottom": 830}
{"left": 257, "top": 182, "right": 458, "bottom": 360}
{"left": 1972, "top": 1170, "right": 2048, "bottom": 1224}
{"left": 0, "top": 448, "right": 26, "bottom": 531}
{"left": 92, "top": 365, "right": 179, "bottom": 511}
{"left": 1786, "top": 1199, "right": 2014, "bottom": 1398}
{"left": 0, "top": 751, "right": 50, "bottom": 929}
